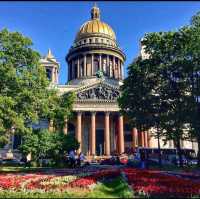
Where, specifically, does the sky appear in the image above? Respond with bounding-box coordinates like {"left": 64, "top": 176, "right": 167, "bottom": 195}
{"left": 0, "top": 1, "right": 200, "bottom": 84}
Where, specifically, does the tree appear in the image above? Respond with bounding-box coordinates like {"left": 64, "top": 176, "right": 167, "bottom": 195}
{"left": 0, "top": 28, "right": 75, "bottom": 146}
{"left": 119, "top": 13, "right": 200, "bottom": 167}
{"left": 20, "top": 129, "right": 79, "bottom": 166}
{"left": 118, "top": 55, "right": 168, "bottom": 166}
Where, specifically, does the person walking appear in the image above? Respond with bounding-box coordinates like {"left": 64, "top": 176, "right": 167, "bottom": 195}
{"left": 69, "top": 150, "right": 76, "bottom": 168}
{"left": 77, "top": 152, "right": 85, "bottom": 167}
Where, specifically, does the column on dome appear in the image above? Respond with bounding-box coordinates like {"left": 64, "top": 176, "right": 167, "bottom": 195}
{"left": 110, "top": 56, "right": 113, "bottom": 78}
{"left": 118, "top": 58, "right": 121, "bottom": 80}
{"left": 71, "top": 60, "right": 75, "bottom": 79}
{"left": 121, "top": 61, "right": 124, "bottom": 79}
{"left": 102, "top": 55, "right": 107, "bottom": 75}
{"left": 91, "top": 54, "right": 94, "bottom": 76}
{"left": 86, "top": 55, "right": 92, "bottom": 76}
{"left": 84, "top": 55, "right": 87, "bottom": 76}
{"left": 104, "top": 112, "right": 110, "bottom": 156}
{"left": 77, "top": 57, "right": 80, "bottom": 78}
{"left": 113, "top": 56, "right": 116, "bottom": 79}
{"left": 99, "top": 54, "right": 102, "bottom": 71}
{"left": 76, "top": 112, "right": 82, "bottom": 153}
{"left": 80, "top": 57, "right": 84, "bottom": 77}
{"left": 68, "top": 61, "right": 71, "bottom": 81}
{"left": 107, "top": 55, "right": 110, "bottom": 77}
{"left": 90, "top": 112, "right": 96, "bottom": 156}
{"left": 118, "top": 115, "right": 124, "bottom": 154}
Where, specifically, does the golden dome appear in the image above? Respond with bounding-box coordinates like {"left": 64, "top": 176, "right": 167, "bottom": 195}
{"left": 75, "top": 5, "right": 116, "bottom": 41}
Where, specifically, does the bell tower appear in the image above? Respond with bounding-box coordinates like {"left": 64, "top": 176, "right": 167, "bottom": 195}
{"left": 40, "top": 49, "right": 59, "bottom": 84}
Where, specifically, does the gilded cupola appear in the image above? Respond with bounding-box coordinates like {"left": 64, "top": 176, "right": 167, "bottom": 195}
{"left": 66, "top": 4, "right": 125, "bottom": 83}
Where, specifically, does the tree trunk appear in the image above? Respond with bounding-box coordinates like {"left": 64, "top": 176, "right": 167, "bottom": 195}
{"left": 157, "top": 133, "right": 162, "bottom": 167}
{"left": 197, "top": 136, "right": 200, "bottom": 166}
{"left": 176, "top": 140, "right": 183, "bottom": 168}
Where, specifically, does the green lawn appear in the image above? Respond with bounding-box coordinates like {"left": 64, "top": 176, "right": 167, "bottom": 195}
{"left": 0, "top": 177, "right": 133, "bottom": 198}
{"left": 0, "top": 166, "right": 52, "bottom": 173}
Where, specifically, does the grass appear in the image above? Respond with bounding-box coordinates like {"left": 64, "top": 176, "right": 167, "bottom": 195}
{"left": 87, "top": 177, "right": 133, "bottom": 198}
{"left": 0, "top": 166, "right": 52, "bottom": 173}
{"left": 0, "top": 176, "right": 133, "bottom": 198}
{"left": 148, "top": 163, "right": 199, "bottom": 172}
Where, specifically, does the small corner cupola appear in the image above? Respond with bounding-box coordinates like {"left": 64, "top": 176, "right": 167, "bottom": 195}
{"left": 46, "top": 48, "right": 55, "bottom": 60}
{"left": 91, "top": 3, "right": 100, "bottom": 20}
{"left": 40, "top": 49, "right": 59, "bottom": 85}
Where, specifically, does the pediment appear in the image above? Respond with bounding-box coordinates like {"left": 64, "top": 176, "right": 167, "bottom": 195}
{"left": 76, "top": 82, "right": 120, "bottom": 101}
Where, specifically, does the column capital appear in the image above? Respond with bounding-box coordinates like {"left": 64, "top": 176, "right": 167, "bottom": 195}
{"left": 105, "top": 111, "right": 110, "bottom": 116}
{"left": 91, "top": 111, "right": 96, "bottom": 116}
{"left": 77, "top": 111, "right": 83, "bottom": 115}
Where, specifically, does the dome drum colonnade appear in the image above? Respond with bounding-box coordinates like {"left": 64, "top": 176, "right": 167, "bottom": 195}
{"left": 66, "top": 5, "right": 125, "bottom": 82}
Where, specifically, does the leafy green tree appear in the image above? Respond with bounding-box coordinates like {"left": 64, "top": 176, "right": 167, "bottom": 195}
{"left": 20, "top": 129, "right": 79, "bottom": 166}
{"left": 119, "top": 13, "right": 200, "bottom": 167}
{"left": 0, "top": 28, "right": 75, "bottom": 146}
{"left": 118, "top": 55, "right": 167, "bottom": 166}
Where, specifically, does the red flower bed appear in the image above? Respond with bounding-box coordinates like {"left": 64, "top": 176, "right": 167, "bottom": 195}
{"left": 68, "top": 169, "right": 120, "bottom": 188}
{"left": 123, "top": 168, "right": 200, "bottom": 197}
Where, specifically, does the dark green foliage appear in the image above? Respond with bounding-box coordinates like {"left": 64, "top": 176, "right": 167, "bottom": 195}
{"left": 119, "top": 11, "right": 200, "bottom": 167}
{"left": 0, "top": 28, "right": 75, "bottom": 148}
{"left": 20, "top": 129, "right": 79, "bottom": 166}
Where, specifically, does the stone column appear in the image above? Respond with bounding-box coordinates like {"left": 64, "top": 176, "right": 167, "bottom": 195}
{"left": 48, "top": 119, "right": 54, "bottom": 132}
{"left": 91, "top": 112, "right": 96, "bottom": 156}
{"left": 72, "top": 60, "right": 75, "bottom": 79}
{"left": 99, "top": 54, "right": 102, "bottom": 71}
{"left": 144, "top": 131, "right": 148, "bottom": 147}
{"left": 113, "top": 56, "right": 116, "bottom": 78}
{"left": 107, "top": 55, "right": 110, "bottom": 77}
{"left": 77, "top": 57, "right": 80, "bottom": 78}
{"left": 76, "top": 112, "right": 82, "bottom": 153}
{"left": 104, "top": 112, "right": 110, "bottom": 156}
{"left": 91, "top": 54, "right": 94, "bottom": 76}
{"left": 141, "top": 132, "right": 145, "bottom": 147}
{"left": 118, "top": 115, "right": 124, "bottom": 154}
{"left": 132, "top": 128, "right": 138, "bottom": 148}
{"left": 51, "top": 67, "right": 55, "bottom": 83}
{"left": 84, "top": 55, "right": 86, "bottom": 76}
{"left": 120, "top": 61, "right": 124, "bottom": 79}
{"left": 117, "top": 58, "right": 121, "bottom": 79}
{"left": 63, "top": 118, "right": 68, "bottom": 135}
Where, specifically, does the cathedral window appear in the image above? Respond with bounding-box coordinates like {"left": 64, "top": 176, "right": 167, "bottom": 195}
{"left": 95, "top": 38, "right": 98, "bottom": 43}
{"left": 46, "top": 68, "right": 52, "bottom": 80}
{"left": 89, "top": 39, "right": 92, "bottom": 43}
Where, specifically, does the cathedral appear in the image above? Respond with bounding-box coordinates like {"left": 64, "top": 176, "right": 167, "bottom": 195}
{"left": 41, "top": 5, "right": 150, "bottom": 156}
{"left": 0, "top": 5, "right": 197, "bottom": 159}
{"left": 40, "top": 5, "right": 197, "bottom": 157}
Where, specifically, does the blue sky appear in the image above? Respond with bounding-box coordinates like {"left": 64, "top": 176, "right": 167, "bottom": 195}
{"left": 0, "top": 1, "right": 200, "bottom": 84}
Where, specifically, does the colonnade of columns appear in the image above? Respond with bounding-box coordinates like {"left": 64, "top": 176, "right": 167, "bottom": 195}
{"left": 50, "top": 116, "right": 151, "bottom": 156}
{"left": 74, "top": 111, "right": 125, "bottom": 156}
{"left": 131, "top": 128, "right": 150, "bottom": 148}
{"left": 68, "top": 53, "right": 123, "bottom": 81}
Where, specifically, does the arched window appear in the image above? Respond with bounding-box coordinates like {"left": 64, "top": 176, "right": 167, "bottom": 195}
{"left": 46, "top": 68, "right": 52, "bottom": 80}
